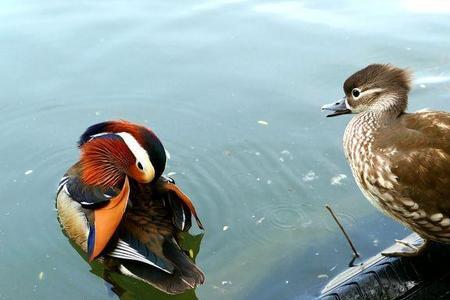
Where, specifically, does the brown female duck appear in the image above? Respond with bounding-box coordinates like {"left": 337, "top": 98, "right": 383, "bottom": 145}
{"left": 56, "top": 120, "right": 204, "bottom": 294}
{"left": 322, "top": 64, "right": 450, "bottom": 256}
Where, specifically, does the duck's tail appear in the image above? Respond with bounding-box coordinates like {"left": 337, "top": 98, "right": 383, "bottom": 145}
{"left": 117, "top": 259, "right": 202, "bottom": 295}
{"left": 163, "top": 237, "right": 205, "bottom": 289}
{"left": 107, "top": 232, "right": 204, "bottom": 295}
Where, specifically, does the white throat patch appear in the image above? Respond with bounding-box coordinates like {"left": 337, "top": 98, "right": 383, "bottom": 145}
{"left": 345, "top": 98, "right": 353, "bottom": 110}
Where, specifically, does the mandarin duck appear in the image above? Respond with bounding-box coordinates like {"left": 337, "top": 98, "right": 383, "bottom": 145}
{"left": 322, "top": 64, "right": 450, "bottom": 256}
{"left": 56, "top": 120, "right": 205, "bottom": 294}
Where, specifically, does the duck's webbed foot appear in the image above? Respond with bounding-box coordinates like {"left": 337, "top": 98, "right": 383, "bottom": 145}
{"left": 381, "top": 238, "right": 428, "bottom": 257}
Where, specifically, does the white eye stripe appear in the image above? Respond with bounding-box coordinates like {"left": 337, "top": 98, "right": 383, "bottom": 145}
{"left": 116, "top": 132, "right": 152, "bottom": 171}
{"left": 358, "top": 88, "right": 384, "bottom": 98}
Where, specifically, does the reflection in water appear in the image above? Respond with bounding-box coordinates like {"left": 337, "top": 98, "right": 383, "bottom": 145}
{"left": 67, "top": 232, "right": 204, "bottom": 300}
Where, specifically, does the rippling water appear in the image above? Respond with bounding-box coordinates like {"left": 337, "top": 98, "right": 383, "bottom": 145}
{"left": 1, "top": 1, "right": 450, "bottom": 299}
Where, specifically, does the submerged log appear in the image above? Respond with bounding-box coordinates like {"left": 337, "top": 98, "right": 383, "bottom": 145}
{"left": 318, "top": 233, "right": 450, "bottom": 299}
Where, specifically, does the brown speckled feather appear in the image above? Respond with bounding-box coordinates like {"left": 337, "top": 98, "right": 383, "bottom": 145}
{"left": 364, "top": 111, "right": 450, "bottom": 239}
{"left": 374, "top": 112, "right": 450, "bottom": 208}
{"left": 333, "top": 64, "right": 450, "bottom": 245}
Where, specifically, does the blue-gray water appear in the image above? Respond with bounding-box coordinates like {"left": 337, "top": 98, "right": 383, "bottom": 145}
{"left": 1, "top": 1, "right": 450, "bottom": 299}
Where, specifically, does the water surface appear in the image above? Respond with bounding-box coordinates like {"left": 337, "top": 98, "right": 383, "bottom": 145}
{"left": 1, "top": 1, "right": 450, "bottom": 299}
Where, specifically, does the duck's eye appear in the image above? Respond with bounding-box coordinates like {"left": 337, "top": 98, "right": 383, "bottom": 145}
{"left": 137, "top": 162, "right": 144, "bottom": 170}
{"left": 352, "top": 88, "right": 361, "bottom": 98}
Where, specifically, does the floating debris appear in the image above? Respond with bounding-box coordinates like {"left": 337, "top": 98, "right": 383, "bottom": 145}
{"left": 256, "top": 217, "right": 265, "bottom": 224}
{"left": 25, "top": 170, "right": 33, "bottom": 175}
{"left": 330, "top": 265, "right": 337, "bottom": 272}
{"left": 38, "top": 272, "right": 44, "bottom": 280}
{"left": 331, "top": 174, "right": 347, "bottom": 185}
{"left": 302, "top": 171, "right": 318, "bottom": 182}
{"left": 280, "top": 150, "right": 294, "bottom": 160}
{"left": 189, "top": 249, "right": 194, "bottom": 258}
{"left": 285, "top": 280, "right": 289, "bottom": 284}
{"left": 223, "top": 225, "right": 229, "bottom": 231}
{"left": 317, "top": 274, "right": 329, "bottom": 279}
{"left": 221, "top": 280, "right": 232, "bottom": 285}
{"left": 257, "top": 120, "right": 269, "bottom": 126}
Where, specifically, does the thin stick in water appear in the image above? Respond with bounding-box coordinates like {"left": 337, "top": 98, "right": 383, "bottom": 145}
{"left": 326, "top": 205, "right": 360, "bottom": 267}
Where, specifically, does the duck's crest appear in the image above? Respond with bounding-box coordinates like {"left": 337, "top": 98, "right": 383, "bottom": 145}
{"left": 78, "top": 121, "right": 115, "bottom": 147}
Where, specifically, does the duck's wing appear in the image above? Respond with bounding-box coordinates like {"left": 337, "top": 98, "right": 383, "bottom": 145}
{"left": 60, "top": 175, "right": 115, "bottom": 208}
{"left": 105, "top": 196, "right": 205, "bottom": 295}
{"left": 373, "top": 112, "right": 450, "bottom": 214}
{"left": 157, "top": 175, "right": 204, "bottom": 232}
{"left": 57, "top": 164, "right": 130, "bottom": 261}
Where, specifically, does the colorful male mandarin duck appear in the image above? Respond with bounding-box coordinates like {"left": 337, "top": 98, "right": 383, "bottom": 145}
{"left": 322, "top": 64, "right": 450, "bottom": 256}
{"left": 56, "top": 120, "right": 204, "bottom": 294}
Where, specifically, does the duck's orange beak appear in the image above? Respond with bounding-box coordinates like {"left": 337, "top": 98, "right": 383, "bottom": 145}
{"left": 89, "top": 176, "right": 130, "bottom": 261}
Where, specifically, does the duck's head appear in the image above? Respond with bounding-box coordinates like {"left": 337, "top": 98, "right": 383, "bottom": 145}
{"left": 78, "top": 120, "right": 166, "bottom": 187}
{"left": 322, "top": 64, "right": 411, "bottom": 117}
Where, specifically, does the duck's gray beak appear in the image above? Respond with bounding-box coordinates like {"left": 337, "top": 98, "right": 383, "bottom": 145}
{"left": 321, "top": 97, "right": 352, "bottom": 117}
